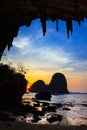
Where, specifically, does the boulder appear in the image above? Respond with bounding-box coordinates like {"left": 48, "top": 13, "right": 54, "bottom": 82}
{"left": 47, "top": 114, "right": 62, "bottom": 123}
{"left": 42, "top": 105, "right": 57, "bottom": 112}
{"left": 35, "top": 92, "right": 51, "bottom": 100}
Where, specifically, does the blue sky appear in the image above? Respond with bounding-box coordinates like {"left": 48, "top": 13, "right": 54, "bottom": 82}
{"left": 1, "top": 18, "right": 87, "bottom": 92}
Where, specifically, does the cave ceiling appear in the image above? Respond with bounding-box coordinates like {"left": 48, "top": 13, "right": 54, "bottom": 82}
{"left": 0, "top": 0, "right": 87, "bottom": 59}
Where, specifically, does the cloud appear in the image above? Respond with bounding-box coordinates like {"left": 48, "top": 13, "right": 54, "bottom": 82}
{"left": 3, "top": 19, "right": 87, "bottom": 75}
{"left": 7, "top": 36, "right": 74, "bottom": 73}
{"left": 13, "top": 37, "right": 30, "bottom": 49}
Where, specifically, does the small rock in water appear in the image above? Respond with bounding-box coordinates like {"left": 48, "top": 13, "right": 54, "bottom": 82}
{"left": 82, "top": 104, "right": 87, "bottom": 107}
{"left": 56, "top": 103, "right": 62, "bottom": 108}
{"left": 35, "top": 92, "right": 51, "bottom": 100}
{"left": 47, "top": 114, "right": 62, "bottom": 123}
{"left": 62, "top": 108, "right": 71, "bottom": 111}
{"left": 32, "top": 115, "right": 41, "bottom": 123}
{"left": 33, "top": 102, "right": 40, "bottom": 107}
{"left": 42, "top": 105, "right": 57, "bottom": 112}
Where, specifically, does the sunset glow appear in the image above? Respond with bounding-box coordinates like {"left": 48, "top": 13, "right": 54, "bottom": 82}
{"left": 1, "top": 19, "right": 87, "bottom": 93}
{"left": 26, "top": 82, "right": 30, "bottom": 92}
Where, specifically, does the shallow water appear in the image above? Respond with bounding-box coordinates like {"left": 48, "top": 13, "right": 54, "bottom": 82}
{"left": 22, "top": 92, "right": 87, "bottom": 125}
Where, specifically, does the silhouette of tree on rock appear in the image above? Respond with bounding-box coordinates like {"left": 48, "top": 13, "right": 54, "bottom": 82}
{"left": 0, "top": 63, "right": 27, "bottom": 105}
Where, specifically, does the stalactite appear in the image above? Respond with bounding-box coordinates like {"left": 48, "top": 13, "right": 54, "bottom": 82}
{"left": 25, "top": 20, "right": 31, "bottom": 27}
{"left": 66, "top": 20, "right": 73, "bottom": 38}
{"left": 0, "top": 23, "right": 19, "bottom": 59}
{"left": 8, "top": 43, "right": 11, "bottom": 51}
{"left": 0, "top": 0, "right": 86, "bottom": 59}
{"left": 40, "top": 17, "right": 46, "bottom": 36}
{"left": 81, "top": 17, "right": 84, "bottom": 22}
{"left": 0, "top": 39, "right": 7, "bottom": 60}
{"left": 78, "top": 19, "right": 81, "bottom": 26}
{"left": 8, "top": 39, "right": 13, "bottom": 51}
{"left": 56, "top": 19, "right": 58, "bottom": 32}
{"left": 78, "top": 18, "right": 84, "bottom": 26}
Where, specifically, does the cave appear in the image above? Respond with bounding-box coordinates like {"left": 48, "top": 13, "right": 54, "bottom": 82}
{"left": 0, "top": 0, "right": 87, "bottom": 59}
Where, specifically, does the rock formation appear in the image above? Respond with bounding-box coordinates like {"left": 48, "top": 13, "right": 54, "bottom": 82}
{"left": 49, "top": 73, "right": 69, "bottom": 94}
{"left": 0, "top": 63, "right": 27, "bottom": 105}
{"left": 35, "top": 92, "right": 51, "bottom": 100}
{"left": 29, "top": 80, "right": 48, "bottom": 93}
{"left": 0, "top": 0, "right": 87, "bottom": 59}
{"left": 29, "top": 73, "right": 69, "bottom": 94}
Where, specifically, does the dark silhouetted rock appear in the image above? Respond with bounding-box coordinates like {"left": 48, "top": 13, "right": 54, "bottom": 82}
{"left": 35, "top": 92, "right": 51, "bottom": 100}
{"left": 29, "top": 73, "right": 69, "bottom": 95}
{"left": 56, "top": 103, "right": 62, "bottom": 108}
{"left": 41, "top": 102, "right": 49, "bottom": 107}
{"left": 47, "top": 114, "right": 62, "bottom": 123}
{"left": 32, "top": 115, "right": 41, "bottom": 123}
{"left": 29, "top": 80, "right": 48, "bottom": 93}
{"left": 0, "top": 111, "right": 16, "bottom": 121}
{"left": 49, "top": 73, "right": 69, "bottom": 94}
{"left": 0, "top": 63, "right": 27, "bottom": 106}
{"left": 42, "top": 105, "right": 57, "bottom": 112}
{"left": 33, "top": 102, "right": 40, "bottom": 107}
{"left": 82, "top": 104, "right": 87, "bottom": 107}
{"left": 0, "top": 111, "right": 10, "bottom": 121}
{"left": 62, "top": 108, "right": 71, "bottom": 111}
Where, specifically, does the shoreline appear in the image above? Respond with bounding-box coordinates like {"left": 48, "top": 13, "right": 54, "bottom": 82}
{"left": 0, "top": 121, "right": 87, "bottom": 130}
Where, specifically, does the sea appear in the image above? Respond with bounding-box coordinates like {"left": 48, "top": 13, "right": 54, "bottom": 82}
{"left": 22, "top": 92, "right": 87, "bottom": 126}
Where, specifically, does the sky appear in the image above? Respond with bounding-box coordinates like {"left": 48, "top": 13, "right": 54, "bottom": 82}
{"left": 1, "top": 19, "right": 87, "bottom": 92}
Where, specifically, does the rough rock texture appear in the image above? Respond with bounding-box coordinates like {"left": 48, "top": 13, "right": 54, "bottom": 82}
{"left": 0, "top": 0, "right": 87, "bottom": 58}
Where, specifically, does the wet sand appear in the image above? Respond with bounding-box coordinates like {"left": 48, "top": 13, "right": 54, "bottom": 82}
{"left": 0, "top": 121, "right": 87, "bottom": 130}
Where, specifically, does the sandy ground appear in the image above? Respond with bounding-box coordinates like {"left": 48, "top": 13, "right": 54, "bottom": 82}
{"left": 0, "top": 121, "right": 87, "bottom": 130}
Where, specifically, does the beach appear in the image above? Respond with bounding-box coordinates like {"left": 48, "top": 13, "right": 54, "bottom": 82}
{"left": 22, "top": 93, "right": 87, "bottom": 125}
{"left": 0, "top": 93, "right": 87, "bottom": 130}
{"left": 0, "top": 121, "right": 87, "bottom": 130}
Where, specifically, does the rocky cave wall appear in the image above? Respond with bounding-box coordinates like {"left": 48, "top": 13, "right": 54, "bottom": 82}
{"left": 0, "top": 0, "right": 87, "bottom": 59}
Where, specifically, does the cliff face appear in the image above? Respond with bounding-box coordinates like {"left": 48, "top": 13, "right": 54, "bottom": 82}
{"left": 29, "top": 73, "right": 69, "bottom": 94}
{"left": 0, "top": 0, "right": 87, "bottom": 59}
